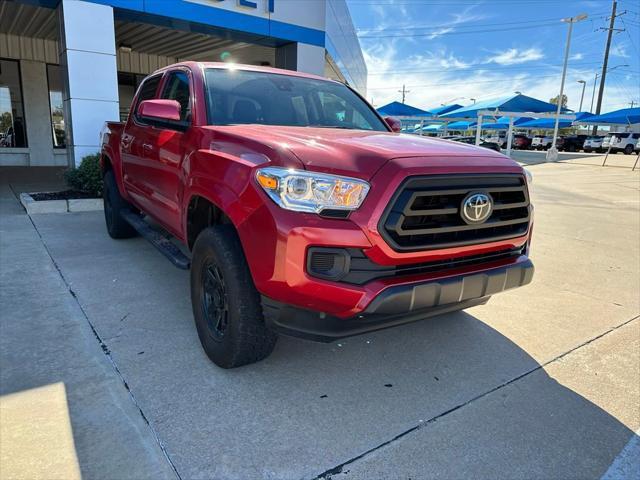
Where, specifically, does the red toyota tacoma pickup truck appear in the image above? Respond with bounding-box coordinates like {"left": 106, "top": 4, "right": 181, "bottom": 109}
{"left": 100, "top": 62, "right": 534, "bottom": 368}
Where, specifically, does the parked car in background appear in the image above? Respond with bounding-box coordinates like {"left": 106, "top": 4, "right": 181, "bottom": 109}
{"left": 531, "top": 135, "right": 552, "bottom": 150}
{"left": 559, "top": 134, "right": 588, "bottom": 152}
{"left": 99, "top": 62, "right": 535, "bottom": 368}
{"left": 451, "top": 136, "right": 501, "bottom": 152}
{"left": 484, "top": 132, "right": 507, "bottom": 148}
{"left": 606, "top": 132, "right": 640, "bottom": 154}
{"left": 635, "top": 138, "right": 640, "bottom": 153}
{"left": 583, "top": 135, "right": 605, "bottom": 153}
{"left": 513, "top": 134, "right": 532, "bottom": 150}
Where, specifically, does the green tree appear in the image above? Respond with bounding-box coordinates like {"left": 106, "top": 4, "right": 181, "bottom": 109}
{"left": 550, "top": 94, "right": 568, "bottom": 108}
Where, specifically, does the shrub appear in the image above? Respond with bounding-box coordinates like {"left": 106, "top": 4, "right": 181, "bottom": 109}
{"left": 64, "top": 154, "right": 103, "bottom": 197}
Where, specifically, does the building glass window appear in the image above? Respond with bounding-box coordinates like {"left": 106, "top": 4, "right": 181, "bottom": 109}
{"left": 0, "top": 59, "right": 27, "bottom": 148}
{"left": 118, "top": 72, "right": 147, "bottom": 122}
{"left": 47, "top": 64, "right": 66, "bottom": 149}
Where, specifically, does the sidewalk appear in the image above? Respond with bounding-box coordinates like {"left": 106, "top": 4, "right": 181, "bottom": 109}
{"left": 0, "top": 173, "right": 176, "bottom": 479}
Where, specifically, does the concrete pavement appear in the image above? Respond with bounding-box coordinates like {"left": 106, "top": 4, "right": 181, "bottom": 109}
{"left": 1, "top": 160, "right": 639, "bottom": 479}
{"left": 0, "top": 172, "right": 176, "bottom": 480}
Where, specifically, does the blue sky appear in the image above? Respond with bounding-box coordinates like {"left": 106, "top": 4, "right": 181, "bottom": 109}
{"left": 346, "top": 0, "right": 640, "bottom": 112}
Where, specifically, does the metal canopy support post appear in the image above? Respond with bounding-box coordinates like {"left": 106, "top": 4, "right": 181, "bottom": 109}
{"left": 420, "top": 119, "right": 424, "bottom": 136}
{"left": 602, "top": 145, "right": 612, "bottom": 166}
{"left": 475, "top": 114, "right": 483, "bottom": 145}
{"left": 506, "top": 117, "right": 515, "bottom": 157}
{"left": 443, "top": 122, "right": 449, "bottom": 136}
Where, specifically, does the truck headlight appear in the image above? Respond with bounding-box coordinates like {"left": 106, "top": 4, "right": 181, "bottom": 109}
{"left": 524, "top": 168, "right": 533, "bottom": 196}
{"left": 255, "top": 167, "right": 370, "bottom": 214}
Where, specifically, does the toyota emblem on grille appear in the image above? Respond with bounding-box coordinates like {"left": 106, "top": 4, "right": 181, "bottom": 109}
{"left": 461, "top": 192, "right": 493, "bottom": 224}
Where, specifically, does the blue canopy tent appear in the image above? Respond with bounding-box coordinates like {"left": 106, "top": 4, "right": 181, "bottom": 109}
{"left": 376, "top": 101, "right": 432, "bottom": 117}
{"left": 440, "top": 94, "right": 559, "bottom": 119}
{"left": 421, "top": 124, "right": 444, "bottom": 132}
{"left": 426, "top": 104, "right": 464, "bottom": 116}
{"left": 575, "top": 108, "right": 640, "bottom": 125}
{"left": 446, "top": 121, "right": 477, "bottom": 130}
{"left": 440, "top": 94, "right": 568, "bottom": 156}
{"left": 519, "top": 112, "right": 593, "bottom": 129}
{"left": 481, "top": 116, "right": 534, "bottom": 130}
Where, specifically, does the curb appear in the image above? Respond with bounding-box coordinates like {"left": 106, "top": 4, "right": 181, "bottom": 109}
{"left": 20, "top": 193, "right": 103, "bottom": 214}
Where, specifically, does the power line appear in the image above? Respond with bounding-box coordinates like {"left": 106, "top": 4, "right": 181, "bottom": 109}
{"left": 349, "top": 0, "right": 609, "bottom": 4}
{"left": 367, "top": 72, "right": 572, "bottom": 90}
{"left": 366, "top": 60, "right": 603, "bottom": 76}
{"left": 620, "top": 19, "right": 640, "bottom": 54}
{"left": 359, "top": 21, "right": 564, "bottom": 38}
{"left": 356, "top": 13, "right": 609, "bottom": 35}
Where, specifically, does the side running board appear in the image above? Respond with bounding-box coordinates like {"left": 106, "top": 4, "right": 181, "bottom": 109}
{"left": 121, "top": 210, "right": 191, "bottom": 270}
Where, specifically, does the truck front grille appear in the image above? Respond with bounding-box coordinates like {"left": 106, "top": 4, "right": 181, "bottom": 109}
{"left": 379, "top": 174, "right": 530, "bottom": 251}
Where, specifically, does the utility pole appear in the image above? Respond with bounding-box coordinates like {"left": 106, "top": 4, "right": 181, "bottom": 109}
{"left": 398, "top": 85, "right": 410, "bottom": 104}
{"left": 593, "top": 0, "right": 623, "bottom": 134}
{"left": 631, "top": 101, "right": 636, "bottom": 108}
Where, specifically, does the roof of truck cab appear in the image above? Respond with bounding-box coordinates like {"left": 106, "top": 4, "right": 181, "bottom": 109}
{"left": 151, "top": 61, "right": 341, "bottom": 84}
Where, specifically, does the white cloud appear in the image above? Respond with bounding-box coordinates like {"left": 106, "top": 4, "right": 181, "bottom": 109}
{"left": 610, "top": 43, "right": 629, "bottom": 58}
{"left": 363, "top": 43, "right": 634, "bottom": 113}
{"left": 570, "top": 52, "right": 584, "bottom": 61}
{"left": 427, "top": 27, "right": 454, "bottom": 40}
{"left": 486, "top": 48, "right": 544, "bottom": 65}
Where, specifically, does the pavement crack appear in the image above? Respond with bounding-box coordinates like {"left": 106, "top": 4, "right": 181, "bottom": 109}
{"left": 313, "top": 314, "right": 640, "bottom": 479}
{"left": 24, "top": 212, "right": 183, "bottom": 480}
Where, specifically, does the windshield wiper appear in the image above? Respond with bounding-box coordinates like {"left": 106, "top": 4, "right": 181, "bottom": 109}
{"left": 308, "top": 125, "right": 354, "bottom": 129}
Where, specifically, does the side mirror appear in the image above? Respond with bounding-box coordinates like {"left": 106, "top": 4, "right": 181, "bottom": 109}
{"left": 384, "top": 116, "right": 402, "bottom": 133}
{"left": 137, "top": 99, "right": 181, "bottom": 122}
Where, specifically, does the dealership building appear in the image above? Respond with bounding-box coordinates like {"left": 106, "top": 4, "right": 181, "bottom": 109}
{"left": 0, "top": 0, "right": 367, "bottom": 167}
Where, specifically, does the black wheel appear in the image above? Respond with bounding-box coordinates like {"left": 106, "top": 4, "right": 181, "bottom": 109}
{"left": 624, "top": 144, "right": 633, "bottom": 155}
{"left": 190, "top": 225, "right": 277, "bottom": 368}
{"left": 103, "top": 170, "right": 137, "bottom": 239}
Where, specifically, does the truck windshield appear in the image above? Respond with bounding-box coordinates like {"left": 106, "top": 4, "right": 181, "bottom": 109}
{"left": 204, "top": 68, "right": 388, "bottom": 131}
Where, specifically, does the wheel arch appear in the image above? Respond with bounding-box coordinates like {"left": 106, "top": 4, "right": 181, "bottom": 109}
{"left": 185, "top": 194, "right": 237, "bottom": 250}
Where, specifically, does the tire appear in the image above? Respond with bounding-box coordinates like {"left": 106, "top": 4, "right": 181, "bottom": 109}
{"left": 190, "top": 225, "right": 277, "bottom": 368}
{"left": 624, "top": 144, "right": 633, "bottom": 155}
{"left": 103, "top": 170, "right": 137, "bottom": 239}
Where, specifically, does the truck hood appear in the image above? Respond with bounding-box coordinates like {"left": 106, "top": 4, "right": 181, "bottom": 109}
{"left": 208, "top": 125, "right": 519, "bottom": 180}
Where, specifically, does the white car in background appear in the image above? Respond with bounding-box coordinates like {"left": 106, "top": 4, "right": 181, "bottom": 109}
{"left": 635, "top": 138, "right": 640, "bottom": 153}
{"left": 605, "top": 132, "right": 640, "bottom": 154}
{"left": 531, "top": 135, "right": 552, "bottom": 150}
{"left": 583, "top": 135, "right": 605, "bottom": 153}
{"left": 483, "top": 132, "right": 507, "bottom": 148}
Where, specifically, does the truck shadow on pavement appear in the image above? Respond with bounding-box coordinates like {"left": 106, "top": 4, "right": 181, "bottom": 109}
{"left": 16, "top": 211, "right": 637, "bottom": 480}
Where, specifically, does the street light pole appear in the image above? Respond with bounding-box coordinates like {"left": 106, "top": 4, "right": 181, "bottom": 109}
{"left": 577, "top": 80, "right": 586, "bottom": 111}
{"left": 547, "top": 13, "right": 587, "bottom": 162}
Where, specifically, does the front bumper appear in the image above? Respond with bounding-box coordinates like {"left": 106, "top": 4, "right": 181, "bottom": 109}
{"left": 262, "top": 258, "right": 534, "bottom": 342}
{"left": 238, "top": 162, "right": 533, "bottom": 319}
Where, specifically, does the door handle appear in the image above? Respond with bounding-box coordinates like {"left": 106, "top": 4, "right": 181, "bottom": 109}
{"left": 142, "top": 143, "right": 153, "bottom": 152}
